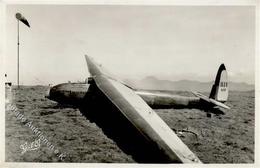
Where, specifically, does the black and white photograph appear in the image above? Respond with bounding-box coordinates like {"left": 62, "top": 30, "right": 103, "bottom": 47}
{"left": 1, "top": 0, "right": 258, "bottom": 166}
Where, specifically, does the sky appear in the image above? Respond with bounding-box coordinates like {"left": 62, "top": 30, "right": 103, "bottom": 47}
{"left": 5, "top": 5, "right": 255, "bottom": 85}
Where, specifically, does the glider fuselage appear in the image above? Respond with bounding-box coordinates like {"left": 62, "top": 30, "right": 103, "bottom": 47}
{"left": 46, "top": 82, "right": 205, "bottom": 109}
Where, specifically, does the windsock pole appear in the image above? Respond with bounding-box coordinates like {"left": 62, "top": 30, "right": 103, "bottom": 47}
{"left": 15, "top": 13, "right": 30, "bottom": 88}
{"left": 17, "top": 19, "right": 20, "bottom": 88}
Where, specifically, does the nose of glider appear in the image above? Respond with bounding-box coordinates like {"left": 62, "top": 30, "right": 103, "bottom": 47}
{"left": 45, "top": 84, "right": 67, "bottom": 103}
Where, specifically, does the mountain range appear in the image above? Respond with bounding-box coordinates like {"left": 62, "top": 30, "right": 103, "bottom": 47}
{"left": 125, "top": 76, "right": 254, "bottom": 92}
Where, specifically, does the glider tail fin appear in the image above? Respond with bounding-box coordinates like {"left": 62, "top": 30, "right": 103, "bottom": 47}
{"left": 191, "top": 64, "right": 230, "bottom": 109}
{"left": 209, "top": 64, "right": 228, "bottom": 103}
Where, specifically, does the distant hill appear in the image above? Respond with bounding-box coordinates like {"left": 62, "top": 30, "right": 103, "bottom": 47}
{"left": 126, "top": 76, "right": 254, "bottom": 92}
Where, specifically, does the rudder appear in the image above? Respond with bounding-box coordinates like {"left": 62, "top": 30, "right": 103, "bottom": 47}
{"left": 209, "top": 64, "right": 228, "bottom": 103}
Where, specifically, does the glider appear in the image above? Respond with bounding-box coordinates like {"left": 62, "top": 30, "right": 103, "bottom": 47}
{"left": 46, "top": 60, "right": 230, "bottom": 114}
{"left": 45, "top": 55, "right": 230, "bottom": 163}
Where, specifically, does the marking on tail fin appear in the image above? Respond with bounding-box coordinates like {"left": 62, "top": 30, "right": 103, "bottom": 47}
{"left": 216, "top": 70, "right": 228, "bottom": 102}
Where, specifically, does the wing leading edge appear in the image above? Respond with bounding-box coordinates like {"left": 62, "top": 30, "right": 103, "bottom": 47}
{"left": 85, "top": 55, "right": 202, "bottom": 163}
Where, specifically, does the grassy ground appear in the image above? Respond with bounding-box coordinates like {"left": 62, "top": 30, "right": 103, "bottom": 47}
{"left": 5, "top": 86, "right": 254, "bottom": 163}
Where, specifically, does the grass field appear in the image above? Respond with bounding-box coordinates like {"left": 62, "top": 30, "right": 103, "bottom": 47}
{"left": 5, "top": 86, "right": 254, "bottom": 163}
